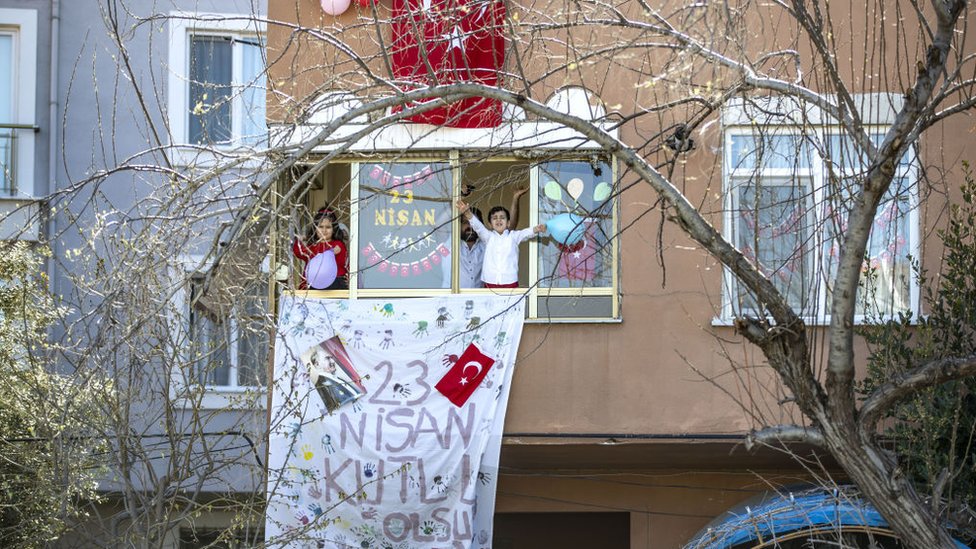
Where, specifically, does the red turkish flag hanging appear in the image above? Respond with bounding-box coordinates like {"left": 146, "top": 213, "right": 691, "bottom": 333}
{"left": 391, "top": 0, "right": 506, "bottom": 128}
{"left": 435, "top": 343, "right": 496, "bottom": 406}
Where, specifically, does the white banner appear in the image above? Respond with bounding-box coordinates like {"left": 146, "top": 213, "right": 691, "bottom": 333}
{"left": 266, "top": 295, "right": 526, "bottom": 548}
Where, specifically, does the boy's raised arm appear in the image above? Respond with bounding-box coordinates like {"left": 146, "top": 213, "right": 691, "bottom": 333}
{"left": 457, "top": 199, "right": 492, "bottom": 241}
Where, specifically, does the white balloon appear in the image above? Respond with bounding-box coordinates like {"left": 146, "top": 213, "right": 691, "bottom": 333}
{"left": 321, "top": 0, "right": 351, "bottom": 15}
{"left": 567, "top": 177, "right": 585, "bottom": 201}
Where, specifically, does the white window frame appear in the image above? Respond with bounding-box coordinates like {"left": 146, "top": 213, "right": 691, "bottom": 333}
{"left": 167, "top": 12, "right": 266, "bottom": 152}
{"left": 720, "top": 125, "right": 920, "bottom": 325}
{"left": 0, "top": 8, "right": 37, "bottom": 199}
{"left": 172, "top": 255, "right": 269, "bottom": 410}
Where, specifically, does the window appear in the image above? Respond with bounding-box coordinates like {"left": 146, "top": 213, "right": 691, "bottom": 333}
{"left": 188, "top": 277, "right": 269, "bottom": 390}
{"left": 535, "top": 161, "right": 616, "bottom": 318}
{"left": 288, "top": 157, "right": 619, "bottom": 320}
{"left": 168, "top": 14, "right": 266, "bottom": 147}
{"left": 723, "top": 128, "right": 918, "bottom": 322}
{"left": 0, "top": 8, "right": 37, "bottom": 198}
{"left": 356, "top": 162, "right": 454, "bottom": 289}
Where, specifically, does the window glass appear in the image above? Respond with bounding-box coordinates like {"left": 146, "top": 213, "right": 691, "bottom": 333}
{"left": 189, "top": 35, "right": 233, "bottom": 144}
{"left": 189, "top": 278, "right": 267, "bottom": 388}
{"left": 0, "top": 34, "right": 11, "bottom": 122}
{"left": 236, "top": 284, "right": 269, "bottom": 386}
{"left": 0, "top": 33, "right": 13, "bottom": 195}
{"left": 730, "top": 134, "right": 811, "bottom": 171}
{"left": 822, "top": 175, "right": 912, "bottom": 316}
{"left": 357, "top": 162, "right": 453, "bottom": 289}
{"left": 826, "top": 133, "right": 911, "bottom": 172}
{"left": 734, "top": 179, "right": 811, "bottom": 311}
{"left": 537, "top": 161, "right": 613, "bottom": 288}
{"left": 239, "top": 39, "right": 266, "bottom": 146}
{"left": 190, "top": 299, "right": 231, "bottom": 386}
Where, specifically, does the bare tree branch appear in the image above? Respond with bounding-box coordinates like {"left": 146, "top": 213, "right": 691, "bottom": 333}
{"left": 859, "top": 355, "right": 976, "bottom": 434}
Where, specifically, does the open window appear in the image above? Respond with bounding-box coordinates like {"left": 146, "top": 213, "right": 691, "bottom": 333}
{"left": 282, "top": 156, "right": 620, "bottom": 321}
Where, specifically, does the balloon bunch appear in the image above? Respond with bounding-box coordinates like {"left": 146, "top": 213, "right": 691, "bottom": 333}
{"left": 543, "top": 177, "right": 611, "bottom": 203}
{"left": 541, "top": 176, "right": 612, "bottom": 247}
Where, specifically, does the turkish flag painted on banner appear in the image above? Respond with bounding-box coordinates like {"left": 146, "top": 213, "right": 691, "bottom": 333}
{"left": 435, "top": 343, "right": 496, "bottom": 406}
{"left": 390, "top": 0, "right": 505, "bottom": 128}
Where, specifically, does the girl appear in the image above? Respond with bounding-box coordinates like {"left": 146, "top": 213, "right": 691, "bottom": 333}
{"left": 293, "top": 207, "right": 349, "bottom": 290}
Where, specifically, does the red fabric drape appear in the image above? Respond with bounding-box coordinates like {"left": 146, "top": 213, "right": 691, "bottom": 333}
{"left": 391, "top": 0, "right": 506, "bottom": 128}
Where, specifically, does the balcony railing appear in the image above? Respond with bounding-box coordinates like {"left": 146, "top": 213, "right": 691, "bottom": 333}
{"left": 0, "top": 124, "right": 39, "bottom": 197}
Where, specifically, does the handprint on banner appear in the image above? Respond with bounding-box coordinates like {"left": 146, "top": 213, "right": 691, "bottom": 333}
{"left": 321, "top": 434, "right": 335, "bottom": 454}
{"left": 375, "top": 303, "right": 395, "bottom": 317}
{"left": 380, "top": 329, "right": 395, "bottom": 349}
{"left": 412, "top": 320, "right": 429, "bottom": 337}
{"left": 363, "top": 462, "right": 377, "bottom": 479}
{"left": 430, "top": 474, "right": 453, "bottom": 494}
{"left": 307, "top": 503, "right": 324, "bottom": 518}
{"left": 361, "top": 507, "right": 378, "bottom": 520}
{"left": 435, "top": 307, "right": 452, "bottom": 327}
{"left": 301, "top": 444, "right": 314, "bottom": 461}
{"left": 392, "top": 383, "right": 412, "bottom": 398}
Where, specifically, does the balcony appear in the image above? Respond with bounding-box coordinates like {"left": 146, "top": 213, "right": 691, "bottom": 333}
{"left": 0, "top": 123, "right": 41, "bottom": 241}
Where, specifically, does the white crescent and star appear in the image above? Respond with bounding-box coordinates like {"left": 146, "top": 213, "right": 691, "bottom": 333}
{"left": 462, "top": 360, "right": 483, "bottom": 377}
{"left": 441, "top": 26, "right": 466, "bottom": 52}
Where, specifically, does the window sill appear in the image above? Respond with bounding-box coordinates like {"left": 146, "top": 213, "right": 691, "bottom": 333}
{"left": 168, "top": 144, "right": 269, "bottom": 170}
{"left": 525, "top": 317, "right": 622, "bottom": 324}
{"left": 176, "top": 388, "right": 267, "bottom": 410}
{"left": 711, "top": 315, "right": 919, "bottom": 328}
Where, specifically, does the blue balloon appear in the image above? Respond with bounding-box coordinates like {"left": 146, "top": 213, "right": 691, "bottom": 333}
{"left": 305, "top": 250, "right": 338, "bottom": 289}
{"left": 546, "top": 213, "right": 586, "bottom": 246}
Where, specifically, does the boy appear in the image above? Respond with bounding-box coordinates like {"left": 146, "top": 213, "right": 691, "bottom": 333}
{"left": 457, "top": 199, "right": 546, "bottom": 288}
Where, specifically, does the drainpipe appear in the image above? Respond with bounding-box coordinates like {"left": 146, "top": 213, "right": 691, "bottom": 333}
{"left": 46, "top": 0, "right": 60, "bottom": 296}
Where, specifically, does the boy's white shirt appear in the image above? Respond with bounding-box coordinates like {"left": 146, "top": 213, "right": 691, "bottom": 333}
{"left": 469, "top": 215, "right": 537, "bottom": 285}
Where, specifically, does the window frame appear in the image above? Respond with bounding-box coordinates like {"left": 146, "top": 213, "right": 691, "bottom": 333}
{"left": 167, "top": 12, "right": 266, "bottom": 151}
{"left": 187, "top": 275, "right": 269, "bottom": 391}
{"left": 173, "top": 255, "right": 270, "bottom": 410}
{"left": 0, "top": 8, "right": 38, "bottom": 199}
{"left": 720, "top": 126, "right": 920, "bottom": 324}
{"left": 289, "top": 154, "right": 620, "bottom": 322}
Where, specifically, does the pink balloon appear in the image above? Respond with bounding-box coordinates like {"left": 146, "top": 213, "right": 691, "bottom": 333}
{"left": 321, "top": 0, "right": 351, "bottom": 15}
{"left": 305, "top": 250, "right": 338, "bottom": 289}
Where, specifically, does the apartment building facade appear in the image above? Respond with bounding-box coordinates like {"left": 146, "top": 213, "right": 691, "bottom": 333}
{"left": 1, "top": 0, "right": 971, "bottom": 546}
{"left": 261, "top": 0, "right": 975, "bottom": 547}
